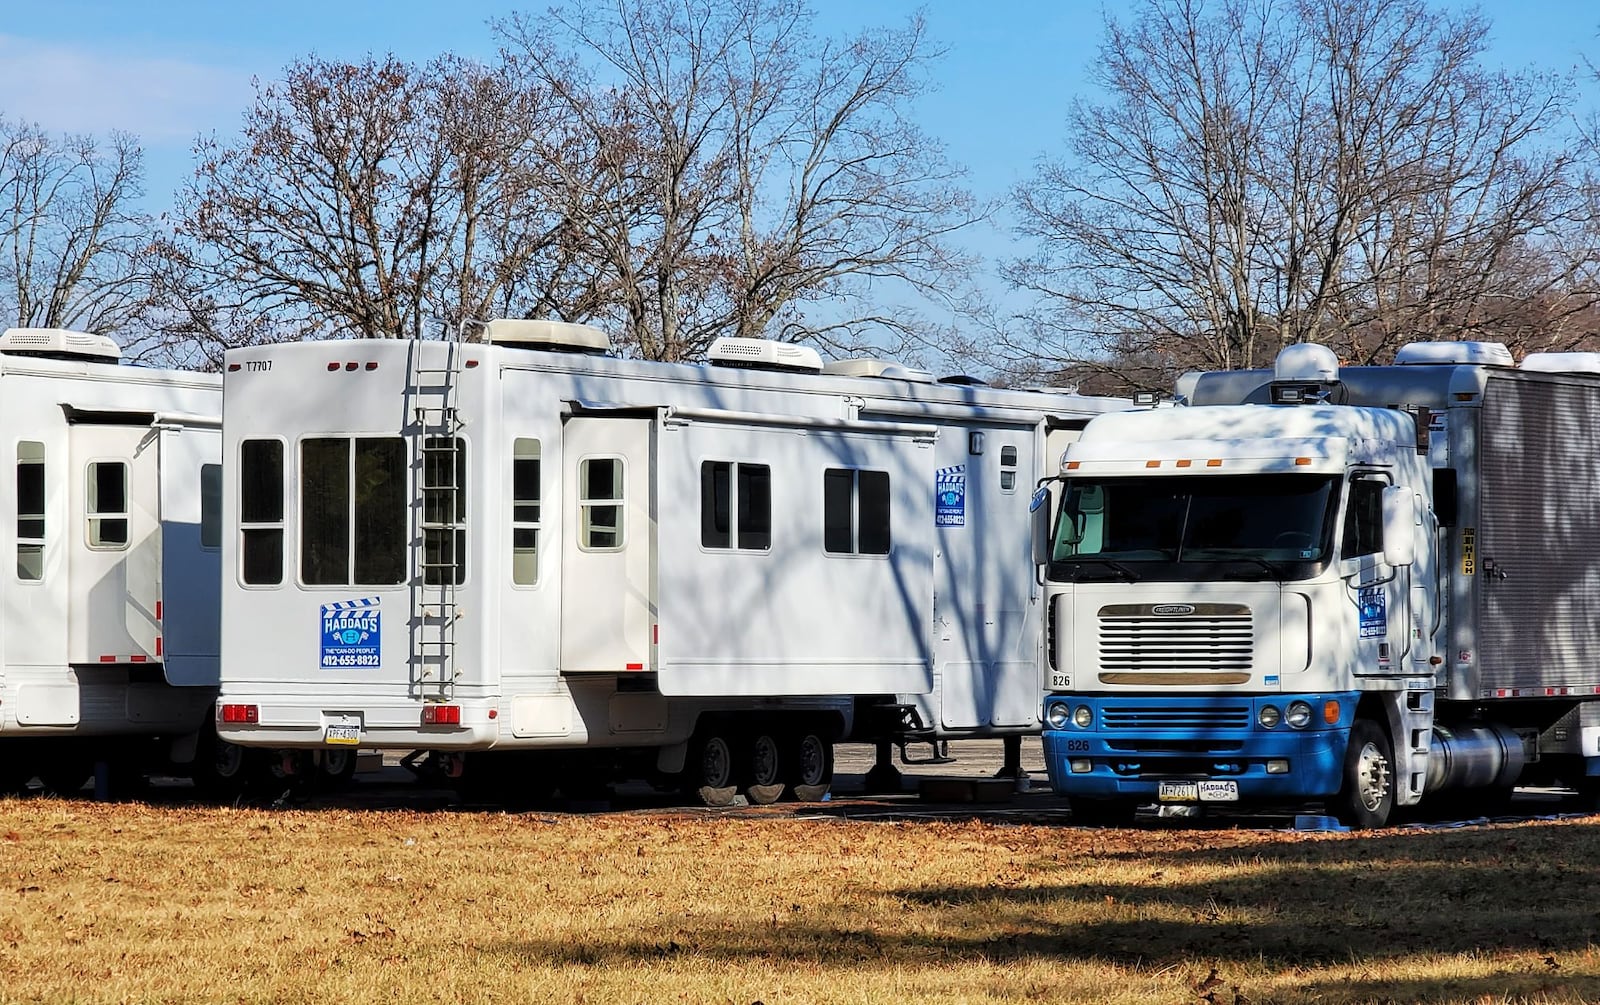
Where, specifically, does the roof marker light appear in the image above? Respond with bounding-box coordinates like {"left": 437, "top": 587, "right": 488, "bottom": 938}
{"left": 1206, "top": 459, "right": 1223, "bottom": 468}
{"left": 1145, "top": 460, "right": 1161, "bottom": 468}
{"left": 344, "top": 361, "right": 358, "bottom": 371}
{"left": 1066, "top": 461, "right": 1081, "bottom": 470}
{"left": 327, "top": 362, "right": 339, "bottom": 372}
{"left": 464, "top": 359, "right": 480, "bottom": 368}
{"left": 228, "top": 363, "right": 241, "bottom": 372}
{"left": 1295, "top": 457, "right": 1312, "bottom": 466}
{"left": 365, "top": 361, "right": 378, "bottom": 371}
{"left": 1176, "top": 459, "right": 1192, "bottom": 468}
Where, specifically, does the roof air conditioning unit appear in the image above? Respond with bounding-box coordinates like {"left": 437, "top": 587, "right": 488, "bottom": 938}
{"left": 707, "top": 337, "right": 823, "bottom": 374}
{"left": 0, "top": 327, "right": 121, "bottom": 362}
{"left": 1519, "top": 352, "right": 1600, "bottom": 375}
{"left": 482, "top": 318, "right": 611, "bottom": 355}
{"left": 821, "top": 358, "right": 934, "bottom": 383}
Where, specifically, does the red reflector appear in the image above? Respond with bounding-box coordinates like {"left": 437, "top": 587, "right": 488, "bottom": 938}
{"left": 464, "top": 359, "right": 479, "bottom": 368}
{"left": 221, "top": 704, "right": 260, "bottom": 724}
{"left": 131, "top": 654, "right": 147, "bottom": 663}
{"left": 227, "top": 363, "right": 241, "bottom": 372}
{"left": 625, "top": 663, "right": 644, "bottom": 671}
{"left": 155, "top": 636, "right": 162, "bottom": 656}
{"left": 99, "top": 655, "right": 116, "bottom": 663}
{"left": 422, "top": 705, "right": 461, "bottom": 725}
{"left": 327, "top": 362, "right": 340, "bottom": 371}
{"left": 344, "top": 361, "right": 358, "bottom": 371}
{"left": 155, "top": 600, "right": 163, "bottom": 621}
{"left": 365, "top": 361, "right": 378, "bottom": 371}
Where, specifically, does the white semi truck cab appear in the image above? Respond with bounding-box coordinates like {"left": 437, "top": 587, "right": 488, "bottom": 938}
{"left": 1034, "top": 341, "right": 1600, "bottom": 826}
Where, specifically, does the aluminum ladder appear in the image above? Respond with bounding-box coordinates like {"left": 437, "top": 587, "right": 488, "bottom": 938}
{"left": 408, "top": 338, "right": 465, "bottom": 701}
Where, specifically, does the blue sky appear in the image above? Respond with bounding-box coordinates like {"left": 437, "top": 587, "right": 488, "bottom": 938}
{"left": 1, "top": 0, "right": 1596, "bottom": 289}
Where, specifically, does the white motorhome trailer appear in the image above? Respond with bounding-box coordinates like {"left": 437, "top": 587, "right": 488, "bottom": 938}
{"left": 216, "top": 321, "right": 1124, "bottom": 803}
{"left": 0, "top": 327, "right": 233, "bottom": 796}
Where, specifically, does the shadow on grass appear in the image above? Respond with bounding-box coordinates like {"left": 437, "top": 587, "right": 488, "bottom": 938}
{"left": 479, "top": 821, "right": 1600, "bottom": 995}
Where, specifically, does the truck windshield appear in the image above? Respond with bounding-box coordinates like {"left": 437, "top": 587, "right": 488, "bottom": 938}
{"left": 1050, "top": 473, "right": 1338, "bottom": 580}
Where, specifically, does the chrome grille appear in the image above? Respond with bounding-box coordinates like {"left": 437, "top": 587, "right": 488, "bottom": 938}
{"left": 1098, "top": 603, "right": 1253, "bottom": 674}
{"left": 1100, "top": 705, "right": 1252, "bottom": 730}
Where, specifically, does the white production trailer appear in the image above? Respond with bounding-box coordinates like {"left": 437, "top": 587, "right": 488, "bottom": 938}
{"left": 0, "top": 327, "right": 236, "bottom": 796}
{"left": 215, "top": 320, "right": 1125, "bottom": 803}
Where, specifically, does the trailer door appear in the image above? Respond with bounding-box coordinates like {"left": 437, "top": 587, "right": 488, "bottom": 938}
{"left": 559, "top": 415, "right": 654, "bottom": 674}
{"left": 158, "top": 425, "right": 221, "bottom": 686}
{"left": 68, "top": 421, "right": 161, "bottom": 664}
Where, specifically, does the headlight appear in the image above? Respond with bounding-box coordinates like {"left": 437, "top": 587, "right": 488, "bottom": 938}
{"left": 1258, "top": 704, "right": 1281, "bottom": 729}
{"left": 1073, "top": 705, "right": 1093, "bottom": 728}
{"left": 1286, "top": 701, "right": 1313, "bottom": 729}
{"left": 1046, "top": 703, "right": 1071, "bottom": 729}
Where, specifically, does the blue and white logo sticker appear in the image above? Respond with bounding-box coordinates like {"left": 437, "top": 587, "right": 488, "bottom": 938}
{"left": 1357, "top": 586, "right": 1386, "bottom": 639}
{"left": 936, "top": 464, "right": 966, "bottom": 527}
{"left": 321, "top": 597, "right": 381, "bottom": 668}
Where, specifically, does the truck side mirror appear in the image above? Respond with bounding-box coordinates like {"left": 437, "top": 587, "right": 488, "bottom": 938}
{"left": 1030, "top": 485, "right": 1053, "bottom": 567}
{"left": 1381, "top": 484, "right": 1416, "bottom": 568}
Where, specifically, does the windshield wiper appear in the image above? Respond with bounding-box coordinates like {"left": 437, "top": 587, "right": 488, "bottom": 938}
{"left": 1068, "top": 558, "right": 1142, "bottom": 583}
{"left": 1209, "top": 554, "right": 1290, "bottom": 581}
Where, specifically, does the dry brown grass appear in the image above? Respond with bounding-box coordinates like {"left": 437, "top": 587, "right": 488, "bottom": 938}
{"left": 1, "top": 798, "right": 1598, "bottom": 1004}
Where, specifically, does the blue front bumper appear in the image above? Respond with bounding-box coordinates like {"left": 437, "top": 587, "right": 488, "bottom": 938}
{"left": 1042, "top": 693, "right": 1357, "bottom": 801}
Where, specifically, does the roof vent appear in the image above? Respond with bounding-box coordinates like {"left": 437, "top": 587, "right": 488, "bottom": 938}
{"left": 482, "top": 318, "right": 611, "bottom": 355}
{"left": 821, "top": 358, "right": 934, "bottom": 383}
{"left": 937, "top": 374, "right": 989, "bottom": 386}
{"left": 707, "top": 337, "right": 823, "bottom": 374}
{"left": 0, "top": 327, "right": 120, "bottom": 362}
{"left": 1519, "top": 352, "right": 1600, "bottom": 375}
{"left": 1395, "top": 341, "right": 1513, "bottom": 366}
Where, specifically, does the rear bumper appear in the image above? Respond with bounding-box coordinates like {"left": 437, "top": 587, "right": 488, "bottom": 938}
{"left": 215, "top": 692, "right": 498, "bottom": 750}
{"left": 1041, "top": 692, "right": 1356, "bottom": 801}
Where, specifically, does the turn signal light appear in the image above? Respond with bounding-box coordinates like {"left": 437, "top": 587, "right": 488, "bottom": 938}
{"left": 1323, "top": 700, "right": 1341, "bottom": 725}
{"left": 422, "top": 704, "right": 461, "bottom": 725}
{"left": 221, "top": 704, "right": 258, "bottom": 724}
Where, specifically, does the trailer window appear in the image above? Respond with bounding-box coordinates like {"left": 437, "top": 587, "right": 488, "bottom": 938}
{"left": 579, "top": 457, "right": 624, "bottom": 550}
{"left": 301, "top": 437, "right": 406, "bottom": 586}
{"left": 200, "top": 464, "right": 222, "bottom": 550}
{"left": 17, "top": 441, "right": 43, "bottom": 580}
{"left": 422, "top": 437, "right": 466, "bottom": 586}
{"left": 1342, "top": 476, "right": 1386, "bottom": 558}
{"left": 87, "top": 461, "right": 129, "bottom": 549}
{"left": 240, "top": 438, "right": 284, "bottom": 585}
{"left": 1000, "top": 445, "right": 1019, "bottom": 492}
{"left": 823, "top": 468, "right": 890, "bottom": 556}
{"left": 701, "top": 461, "right": 771, "bottom": 551}
{"left": 512, "top": 438, "right": 541, "bottom": 585}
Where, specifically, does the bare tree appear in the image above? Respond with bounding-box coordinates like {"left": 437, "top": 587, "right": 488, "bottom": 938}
{"left": 0, "top": 116, "right": 172, "bottom": 357}
{"left": 498, "top": 0, "right": 984, "bottom": 362}
{"left": 1004, "top": 0, "right": 1590, "bottom": 386}
{"left": 167, "top": 54, "right": 610, "bottom": 349}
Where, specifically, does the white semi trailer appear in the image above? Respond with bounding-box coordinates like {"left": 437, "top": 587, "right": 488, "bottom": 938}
{"left": 1033, "top": 341, "right": 1600, "bottom": 826}
{"left": 215, "top": 320, "right": 1124, "bottom": 803}
{"left": 0, "top": 327, "right": 243, "bottom": 796}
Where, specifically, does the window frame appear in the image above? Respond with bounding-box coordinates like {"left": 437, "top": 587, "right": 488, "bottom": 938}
{"left": 577, "top": 455, "right": 626, "bottom": 552}
{"left": 822, "top": 467, "right": 892, "bottom": 557}
{"left": 297, "top": 434, "right": 409, "bottom": 588}
{"left": 16, "top": 440, "right": 44, "bottom": 582}
{"left": 1341, "top": 472, "right": 1390, "bottom": 560}
{"left": 999, "top": 443, "right": 1020, "bottom": 494}
{"left": 238, "top": 437, "right": 286, "bottom": 588}
{"left": 511, "top": 437, "right": 542, "bottom": 586}
{"left": 700, "top": 459, "right": 773, "bottom": 553}
{"left": 85, "top": 459, "right": 130, "bottom": 551}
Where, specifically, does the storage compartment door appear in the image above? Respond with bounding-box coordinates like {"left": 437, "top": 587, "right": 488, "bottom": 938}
{"left": 559, "top": 416, "right": 654, "bottom": 674}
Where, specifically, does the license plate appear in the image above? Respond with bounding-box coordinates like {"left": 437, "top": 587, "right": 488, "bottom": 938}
{"left": 1157, "top": 780, "right": 1238, "bottom": 802}
{"left": 325, "top": 717, "right": 361, "bottom": 746}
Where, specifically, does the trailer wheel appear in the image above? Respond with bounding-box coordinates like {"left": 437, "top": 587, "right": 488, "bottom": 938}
{"left": 743, "top": 732, "right": 785, "bottom": 806}
{"left": 317, "top": 748, "right": 359, "bottom": 791}
{"left": 192, "top": 731, "right": 252, "bottom": 800}
{"left": 37, "top": 760, "right": 92, "bottom": 798}
{"left": 687, "top": 732, "right": 738, "bottom": 807}
{"left": 784, "top": 731, "right": 834, "bottom": 803}
{"left": 1335, "top": 719, "right": 1395, "bottom": 829}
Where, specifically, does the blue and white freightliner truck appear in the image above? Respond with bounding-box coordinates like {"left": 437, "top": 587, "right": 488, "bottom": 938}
{"left": 1032, "top": 340, "right": 1600, "bottom": 827}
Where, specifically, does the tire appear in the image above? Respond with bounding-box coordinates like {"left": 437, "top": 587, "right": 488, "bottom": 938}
{"left": 37, "top": 755, "right": 92, "bottom": 798}
{"left": 687, "top": 731, "right": 738, "bottom": 807}
{"left": 783, "top": 730, "right": 834, "bottom": 803}
{"left": 1335, "top": 718, "right": 1395, "bottom": 829}
{"left": 317, "top": 748, "right": 359, "bottom": 791}
{"left": 743, "top": 732, "right": 785, "bottom": 806}
{"left": 192, "top": 730, "right": 253, "bottom": 800}
{"left": 1070, "top": 798, "right": 1139, "bottom": 826}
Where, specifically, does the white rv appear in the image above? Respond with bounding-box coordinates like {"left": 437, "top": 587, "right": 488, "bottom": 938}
{"left": 216, "top": 321, "right": 1123, "bottom": 803}
{"left": 0, "top": 327, "right": 234, "bottom": 796}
